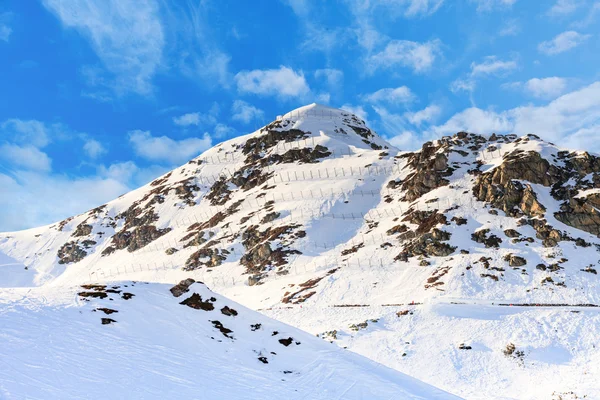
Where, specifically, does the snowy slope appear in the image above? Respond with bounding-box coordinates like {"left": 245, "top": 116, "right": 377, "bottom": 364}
{"left": 2, "top": 103, "right": 600, "bottom": 399}
{"left": 0, "top": 280, "right": 459, "bottom": 399}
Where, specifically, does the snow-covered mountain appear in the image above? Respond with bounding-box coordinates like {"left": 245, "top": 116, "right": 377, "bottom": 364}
{"left": 2, "top": 103, "right": 600, "bottom": 399}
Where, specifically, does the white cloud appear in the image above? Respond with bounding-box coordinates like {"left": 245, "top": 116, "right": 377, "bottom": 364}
{"left": 0, "top": 144, "right": 52, "bottom": 172}
{"left": 524, "top": 77, "right": 568, "bottom": 99}
{"left": 231, "top": 100, "right": 264, "bottom": 124}
{"left": 213, "top": 123, "right": 236, "bottom": 139}
{"left": 284, "top": 0, "right": 311, "bottom": 17}
{"left": 314, "top": 69, "right": 344, "bottom": 87}
{"left": 498, "top": 19, "right": 520, "bottom": 36}
{"left": 83, "top": 139, "right": 106, "bottom": 159}
{"left": 450, "top": 78, "right": 476, "bottom": 93}
{"left": 128, "top": 130, "right": 212, "bottom": 164}
{"left": 235, "top": 66, "right": 310, "bottom": 98}
{"left": 42, "top": 0, "right": 164, "bottom": 96}
{"left": 1, "top": 119, "right": 51, "bottom": 148}
{"left": 452, "top": 56, "right": 517, "bottom": 95}
{"left": 424, "top": 82, "right": 600, "bottom": 152}
{"left": 573, "top": 2, "right": 600, "bottom": 28}
{"left": 0, "top": 25, "right": 10, "bottom": 42}
{"left": 470, "top": 56, "right": 517, "bottom": 76}
{"left": 0, "top": 171, "right": 130, "bottom": 231}
{"left": 427, "top": 107, "right": 513, "bottom": 137}
{"left": 0, "top": 12, "right": 11, "bottom": 42}
{"left": 341, "top": 104, "right": 369, "bottom": 123}
{"left": 470, "top": 0, "right": 517, "bottom": 12}
{"left": 538, "top": 30, "right": 591, "bottom": 55}
{"left": 363, "top": 86, "right": 415, "bottom": 104}
{"left": 368, "top": 39, "right": 442, "bottom": 73}
{"left": 348, "top": 0, "right": 445, "bottom": 19}
{"left": 548, "top": 0, "right": 582, "bottom": 16}
{"left": 405, "top": 105, "right": 442, "bottom": 126}
{"left": 173, "top": 113, "right": 201, "bottom": 127}
{"left": 388, "top": 130, "right": 424, "bottom": 150}
{"left": 173, "top": 104, "right": 220, "bottom": 127}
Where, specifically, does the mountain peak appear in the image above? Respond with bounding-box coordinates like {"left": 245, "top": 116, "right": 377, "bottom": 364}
{"left": 257, "top": 103, "right": 390, "bottom": 152}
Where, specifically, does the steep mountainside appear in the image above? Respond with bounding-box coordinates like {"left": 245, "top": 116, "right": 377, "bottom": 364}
{"left": 2, "top": 103, "right": 600, "bottom": 399}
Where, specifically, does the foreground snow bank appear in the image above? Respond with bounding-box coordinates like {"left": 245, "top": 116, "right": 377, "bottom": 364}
{"left": 0, "top": 281, "right": 460, "bottom": 400}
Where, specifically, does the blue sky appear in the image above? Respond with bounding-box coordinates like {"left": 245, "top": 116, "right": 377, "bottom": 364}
{"left": 1, "top": 0, "right": 599, "bottom": 231}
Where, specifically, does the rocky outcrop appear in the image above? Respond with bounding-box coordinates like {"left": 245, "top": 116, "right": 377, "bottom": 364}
{"left": 504, "top": 254, "right": 527, "bottom": 267}
{"left": 184, "top": 247, "right": 230, "bottom": 270}
{"left": 240, "top": 224, "right": 304, "bottom": 274}
{"left": 555, "top": 196, "right": 600, "bottom": 236}
{"left": 72, "top": 223, "right": 93, "bottom": 237}
{"left": 57, "top": 241, "right": 87, "bottom": 264}
{"left": 170, "top": 278, "right": 196, "bottom": 297}
{"left": 471, "top": 229, "right": 502, "bottom": 248}
{"left": 399, "top": 142, "right": 453, "bottom": 202}
{"left": 396, "top": 229, "right": 456, "bottom": 261}
{"left": 102, "top": 225, "right": 171, "bottom": 255}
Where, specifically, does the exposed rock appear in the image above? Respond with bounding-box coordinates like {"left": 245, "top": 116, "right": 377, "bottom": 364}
{"left": 180, "top": 293, "right": 216, "bottom": 311}
{"left": 72, "top": 223, "right": 93, "bottom": 237}
{"left": 185, "top": 247, "right": 230, "bottom": 270}
{"left": 471, "top": 229, "right": 502, "bottom": 248}
{"left": 240, "top": 224, "right": 303, "bottom": 274}
{"left": 555, "top": 196, "right": 600, "bottom": 236}
{"left": 107, "top": 225, "right": 172, "bottom": 254}
{"left": 248, "top": 275, "right": 262, "bottom": 286}
{"left": 504, "top": 254, "right": 527, "bottom": 267}
{"left": 261, "top": 212, "right": 280, "bottom": 224}
{"left": 57, "top": 241, "right": 87, "bottom": 264}
{"left": 399, "top": 142, "right": 453, "bottom": 202}
{"left": 165, "top": 247, "right": 178, "bottom": 255}
{"left": 221, "top": 306, "right": 238, "bottom": 316}
{"left": 170, "top": 278, "right": 196, "bottom": 297}
{"left": 504, "top": 229, "right": 521, "bottom": 238}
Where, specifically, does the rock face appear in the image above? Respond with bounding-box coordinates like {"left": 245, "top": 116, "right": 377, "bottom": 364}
{"left": 399, "top": 142, "right": 453, "bottom": 202}
{"left": 102, "top": 225, "right": 171, "bottom": 255}
{"left": 555, "top": 197, "right": 600, "bottom": 236}
{"left": 170, "top": 278, "right": 196, "bottom": 297}
{"left": 57, "top": 241, "right": 87, "bottom": 264}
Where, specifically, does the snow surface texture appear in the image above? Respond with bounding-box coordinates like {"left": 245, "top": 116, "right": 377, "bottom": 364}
{"left": 0, "top": 282, "right": 458, "bottom": 399}
{"left": 2, "top": 103, "right": 600, "bottom": 399}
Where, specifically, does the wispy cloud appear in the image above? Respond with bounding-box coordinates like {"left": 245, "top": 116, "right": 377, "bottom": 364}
{"left": 451, "top": 55, "right": 517, "bottom": 95}
{"left": 347, "top": 0, "right": 446, "bottom": 19}
{"left": 470, "top": 56, "right": 518, "bottom": 76}
{"left": 172, "top": 103, "right": 220, "bottom": 127}
{"left": 547, "top": 0, "right": 583, "bottom": 16}
{"left": 405, "top": 104, "right": 442, "bottom": 126}
{"left": 498, "top": 19, "right": 520, "bottom": 36}
{"left": 231, "top": 100, "right": 264, "bottom": 124}
{"left": 0, "top": 12, "right": 12, "bottom": 42}
{"left": 470, "top": 0, "right": 517, "bottom": 12}
{"left": 538, "top": 30, "right": 591, "bottom": 55}
{"left": 42, "top": 0, "right": 164, "bottom": 96}
{"left": 0, "top": 144, "right": 52, "bottom": 172}
{"left": 363, "top": 86, "right": 415, "bottom": 105}
{"left": 83, "top": 139, "right": 106, "bottom": 159}
{"left": 425, "top": 81, "right": 600, "bottom": 152}
{"left": 314, "top": 69, "right": 344, "bottom": 88}
{"left": 368, "top": 39, "right": 442, "bottom": 73}
{"left": 524, "top": 77, "right": 568, "bottom": 99}
{"left": 128, "top": 130, "right": 212, "bottom": 164}
{"left": 235, "top": 66, "right": 310, "bottom": 98}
